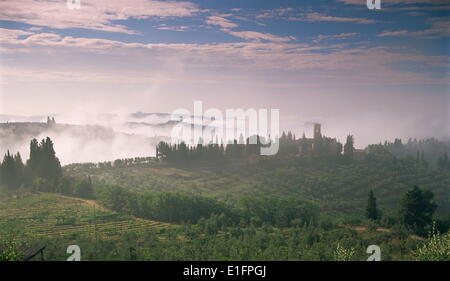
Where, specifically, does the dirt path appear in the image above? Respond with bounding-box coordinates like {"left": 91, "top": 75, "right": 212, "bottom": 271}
{"left": 347, "top": 225, "right": 425, "bottom": 241}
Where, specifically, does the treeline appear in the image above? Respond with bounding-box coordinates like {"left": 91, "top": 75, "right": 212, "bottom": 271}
{"left": 64, "top": 157, "right": 155, "bottom": 172}
{"left": 0, "top": 137, "right": 95, "bottom": 199}
{"left": 98, "top": 185, "right": 319, "bottom": 227}
{"left": 157, "top": 132, "right": 360, "bottom": 166}
{"left": 238, "top": 196, "right": 319, "bottom": 227}
{"left": 384, "top": 138, "right": 450, "bottom": 167}
{"left": 0, "top": 137, "right": 61, "bottom": 189}
{"left": 156, "top": 136, "right": 265, "bottom": 166}
{"left": 98, "top": 186, "right": 235, "bottom": 224}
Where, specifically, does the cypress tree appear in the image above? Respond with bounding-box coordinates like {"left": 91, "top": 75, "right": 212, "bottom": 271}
{"left": 344, "top": 135, "right": 354, "bottom": 161}
{"left": 1, "top": 151, "right": 18, "bottom": 188}
{"left": 366, "top": 190, "right": 379, "bottom": 221}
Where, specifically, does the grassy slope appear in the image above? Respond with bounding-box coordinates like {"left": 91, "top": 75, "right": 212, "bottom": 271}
{"left": 64, "top": 158, "right": 450, "bottom": 217}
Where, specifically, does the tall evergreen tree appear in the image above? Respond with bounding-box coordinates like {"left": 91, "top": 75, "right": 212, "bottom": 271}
{"left": 1, "top": 151, "right": 14, "bottom": 187}
{"left": 27, "top": 137, "right": 61, "bottom": 180}
{"left": 344, "top": 135, "right": 354, "bottom": 161}
{"left": 27, "top": 138, "right": 40, "bottom": 177}
{"left": 366, "top": 190, "right": 379, "bottom": 221}
{"left": 0, "top": 151, "right": 22, "bottom": 189}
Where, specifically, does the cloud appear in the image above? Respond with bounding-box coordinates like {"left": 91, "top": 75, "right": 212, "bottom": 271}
{"left": 204, "top": 14, "right": 294, "bottom": 43}
{"left": 155, "top": 24, "right": 190, "bottom": 32}
{"left": 0, "top": 28, "right": 33, "bottom": 41}
{"left": 255, "top": 8, "right": 295, "bottom": 19}
{"left": 206, "top": 15, "right": 238, "bottom": 28}
{"left": 337, "top": 0, "right": 449, "bottom": 4}
{"left": 289, "top": 13, "right": 376, "bottom": 24}
{"left": 398, "top": 4, "right": 450, "bottom": 11}
{"left": 313, "top": 32, "right": 358, "bottom": 43}
{"left": 0, "top": 0, "right": 200, "bottom": 34}
{"left": 378, "top": 18, "right": 450, "bottom": 38}
{"left": 223, "top": 30, "right": 295, "bottom": 43}
{"left": 0, "top": 28, "right": 447, "bottom": 87}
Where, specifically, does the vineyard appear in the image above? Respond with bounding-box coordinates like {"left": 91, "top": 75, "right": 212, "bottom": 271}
{"left": 0, "top": 192, "right": 174, "bottom": 241}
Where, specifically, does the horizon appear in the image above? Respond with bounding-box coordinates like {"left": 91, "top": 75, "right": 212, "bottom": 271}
{"left": 1, "top": 0, "right": 449, "bottom": 159}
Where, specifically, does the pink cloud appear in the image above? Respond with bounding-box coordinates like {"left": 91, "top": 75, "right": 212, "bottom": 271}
{"left": 224, "top": 30, "right": 295, "bottom": 42}
{"left": 0, "top": 0, "right": 200, "bottom": 34}
{"left": 206, "top": 16, "right": 238, "bottom": 29}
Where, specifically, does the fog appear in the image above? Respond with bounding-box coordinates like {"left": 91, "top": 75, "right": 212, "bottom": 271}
{"left": 0, "top": 111, "right": 170, "bottom": 165}
{"left": 0, "top": 90, "right": 449, "bottom": 166}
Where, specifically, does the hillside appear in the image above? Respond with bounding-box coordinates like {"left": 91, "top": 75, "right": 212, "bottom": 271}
{"left": 64, "top": 157, "right": 450, "bottom": 217}
{"left": 0, "top": 192, "right": 173, "bottom": 240}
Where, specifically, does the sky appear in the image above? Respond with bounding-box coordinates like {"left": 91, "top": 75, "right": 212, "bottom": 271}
{"left": 0, "top": 0, "right": 449, "bottom": 147}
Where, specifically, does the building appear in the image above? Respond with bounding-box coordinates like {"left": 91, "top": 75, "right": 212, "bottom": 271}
{"left": 296, "top": 123, "right": 341, "bottom": 157}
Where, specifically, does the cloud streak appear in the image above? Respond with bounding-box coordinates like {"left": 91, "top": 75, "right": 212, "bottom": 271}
{"left": 289, "top": 13, "right": 376, "bottom": 24}
{"left": 378, "top": 18, "right": 450, "bottom": 38}
{"left": 313, "top": 32, "right": 359, "bottom": 43}
{"left": 0, "top": 0, "right": 200, "bottom": 34}
{"left": 0, "top": 28, "right": 447, "bottom": 88}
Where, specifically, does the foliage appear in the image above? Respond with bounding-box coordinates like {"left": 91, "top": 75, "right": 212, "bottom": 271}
{"left": 366, "top": 190, "right": 380, "bottom": 221}
{"left": 99, "top": 186, "right": 234, "bottom": 224}
{"left": 238, "top": 196, "right": 319, "bottom": 227}
{"left": 0, "top": 151, "right": 25, "bottom": 189}
{"left": 399, "top": 186, "right": 437, "bottom": 236}
{"left": 28, "top": 137, "right": 62, "bottom": 180}
{"left": 0, "top": 237, "right": 22, "bottom": 261}
{"left": 412, "top": 223, "right": 450, "bottom": 261}
{"left": 333, "top": 243, "right": 356, "bottom": 261}
{"left": 75, "top": 176, "right": 95, "bottom": 199}
{"left": 343, "top": 135, "right": 354, "bottom": 161}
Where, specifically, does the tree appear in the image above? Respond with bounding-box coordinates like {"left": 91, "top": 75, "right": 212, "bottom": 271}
{"left": 399, "top": 186, "right": 437, "bottom": 235}
{"left": 0, "top": 151, "right": 25, "bottom": 189}
{"left": 27, "top": 138, "right": 40, "bottom": 177}
{"left": 39, "top": 137, "right": 62, "bottom": 180}
{"left": 366, "top": 190, "right": 380, "bottom": 221}
{"left": 0, "top": 151, "right": 17, "bottom": 188}
{"left": 27, "top": 137, "right": 61, "bottom": 180}
{"left": 343, "top": 135, "right": 354, "bottom": 161}
{"left": 75, "top": 176, "right": 94, "bottom": 199}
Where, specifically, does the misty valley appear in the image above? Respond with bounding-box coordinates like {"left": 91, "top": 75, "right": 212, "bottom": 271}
{"left": 0, "top": 116, "right": 449, "bottom": 261}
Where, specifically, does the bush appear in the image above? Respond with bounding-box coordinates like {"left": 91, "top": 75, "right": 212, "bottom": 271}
{"left": 0, "top": 237, "right": 22, "bottom": 261}
{"left": 333, "top": 243, "right": 356, "bottom": 261}
{"left": 412, "top": 223, "right": 450, "bottom": 261}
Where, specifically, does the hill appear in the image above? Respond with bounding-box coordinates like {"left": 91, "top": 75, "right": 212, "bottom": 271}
{"left": 63, "top": 157, "right": 450, "bottom": 217}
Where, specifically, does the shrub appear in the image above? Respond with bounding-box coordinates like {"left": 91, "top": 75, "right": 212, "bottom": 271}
{"left": 412, "top": 223, "right": 450, "bottom": 261}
